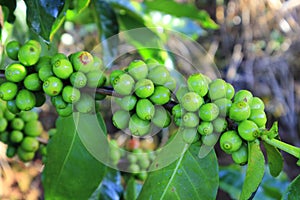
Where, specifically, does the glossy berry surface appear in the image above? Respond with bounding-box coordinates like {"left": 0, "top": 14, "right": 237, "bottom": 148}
{"left": 187, "top": 73, "right": 208, "bottom": 97}
{"left": 24, "top": 73, "right": 42, "bottom": 91}
{"left": 199, "top": 103, "right": 219, "bottom": 122}
{"left": 182, "top": 112, "right": 199, "bottom": 128}
{"left": 134, "top": 79, "right": 154, "bottom": 98}
{"left": 234, "top": 90, "right": 253, "bottom": 104}
{"left": 127, "top": 60, "right": 148, "bottom": 80}
{"left": 219, "top": 130, "right": 242, "bottom": 154}
{"left": 115, "top": 95, "right": 137, "bottom": 111}
{"left": 21, "top": 137, "right": 39, "bottom": 152}
{"left": 147, "top": 65, "right": 170, "bottom": 85}
{"left": 62, "top": 86, "right": 81, "bottom": 103}
{"left": 112, "top": 110, "right": 130, "bottom": 130}
{"left": 43, "top": 76, "right": 63, "bottom": 96}
{"left": 15, "top": 89, "right": 36, "bottom": 111}
{"left": 232, "top": 144, "right": 248, "bottom": 165}
{"left": 6, "top": 40, "right": 20, "bottom": 60}
{"left": 113, "top": 73, "right": 135, "bottom": 96}
{"left": 229, "top": 101, "right": 250, "bottom": 122}
{"left": 53, "top": 58, "right": 74, "bottom": 79}
{"left": 18, "top": 42, "right": 41, "bottom": 66}
{"left": 5, "top": 63, "right": 27, "bottom": 82}
{"left": 0, "top": 82, "right": 18, "bottom": 100}
{"left": 129, "top": 114, "right": 151, "bottom": 136}
{"left": 136, "top": 99, "right": 155, "bottom": 120}
{"left": 197, "top": 121, "right": 213, "bottom": 135}
{"left": 208, "top": 79, "right": 227, "bottom": 100}
{"left": 24, "top": 120, "right": 43, "bottom": 137}
{"left": 249, "top": 109, "right": 267, "bottom": 128}
{"left": 70, "top": 72, "right": 87, "bottom": 88}
{"left": 237, "top": 120, "right": 259, "bottom": 141}
{"left": 181, "top": 92, "right": 204, "bottom": 112}
{"left": 152, "top": 105, "right": 171, "bottom": 128}
{"left": 149, "top": 86, "right": 171, "bottom": 105}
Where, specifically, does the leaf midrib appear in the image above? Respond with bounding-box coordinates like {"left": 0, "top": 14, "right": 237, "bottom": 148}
{"left": 159, "top": 144, "right": 189, "bottom": 200}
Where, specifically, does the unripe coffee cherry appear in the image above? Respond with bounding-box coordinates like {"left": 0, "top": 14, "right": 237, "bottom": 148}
{"left": 149, "top": 86, "right": 171, "bottom": 105}
{"left": 127, "top": 60, "right": 148, "bottom": 80}
{"left": 70, "top": 51, "right": 94, "bottom": 73}
{"left": 6, "top": 40, "right": 20, "bottom": 60}
{"left": 187, "top": 73, "right": 208, "bottom": 97}
{"left": 225, "top": 83, "right": 235, "bottom": 100}
{"left": 129, "top": 114, "right": 151, "bottom": 136}
{"left": 18, "top": 41, "right": 41, "bottom": 66}
{"left": 199, "top": 103, "right": 219, "bottom": 122}
{"left": 115, "top": 95, "right": 137, "bottom": 111}
{"left": 53, "top": 59, "right": 74, "bottom": 79}
{"left": 208, "top": 79, "right": 227, "bottom": 100}
{"left": 152, "top": 105, "right": 171, "bottom": 128}
{"left": 219, "top": 130, "right": 242, "bottom": 154}
{"left": 232, "top": 144, "right": 248, "bottom": 165}
{"left": 238, "top": 120, "right": 259, "bottom": 141}
{"left": 213, "top": 98, "right": 232, "bottom": 117}
{"left": 136, "top": 99, "right": 155, "bottom": 120}
{"left": 229, "top": 101, "right": 250, "bottom": 122}
{"left": 182, "top": 112, "right": 199, "bottom": 128}
{"left": 43, "top": 76, "right": 63, "bottom": 96}
{"left": 0, "top": 82, "right": 18, "bottom": 100}
{"left": 181, "top": 92, "right": 204, "bottom": 112}
{"left": 249, "top": 97, "right": 265, "bottom": 110}
{"left": 5, "top": 63, "right": 27, "bottom": 82}
{"left": 147, "top": 65, "right": 170, "bottom": 85}
{"left": 249, "top": 109, "right": 267, "bottom": 128}
{"left": 234, "top": 90, "right": 253, "bottom": 104}
{"left": 197, "top": 121, "right": 213, "bottom": 135}
{"left": 134, "top": 79, "right": 154, "bottom": 98}
{"left": 113, "top": 73, "right": 135, "bottom": 96}
{"left": 15, "top": 89, "right": 36, "bottom": 111}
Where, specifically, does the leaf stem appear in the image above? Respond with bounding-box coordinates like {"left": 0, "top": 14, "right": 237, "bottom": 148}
{"left": 261, "top": 135, "right": 300, "bottom": 159}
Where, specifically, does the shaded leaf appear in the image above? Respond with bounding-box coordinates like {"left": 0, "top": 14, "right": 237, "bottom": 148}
{"left": 24, "top": 0, "right": 69, "bottom": 42}
{"left": 240, "top": 140, "right": 265, "bottom": 200}
{"left": 282, "top": 174, "right": 300, "bottom": 200}
{"left": 66, "top": 0, "right": 90, "bottom": 21}
{"left": 91, "top": 0, "right": 119, "bottom": 66}
{"left": 90, "top": 168, "right": 123, "bottom": 200}
{"left": 42, "top": 113, "right": 107, "bottom": 200}
{"left": 137, "top": 141, "right": 219, "bottom": 200}
{"left": 143, "top": 0, "right": 218, "bottom": 29}
{"left": 0, "top": 0, "right": 17, "bottom": 23}
{"left": 262, "top": 141, "right": 283, "bottom": 177}
{"left": 124, "top": 177, "right": 143, "bottom": 200}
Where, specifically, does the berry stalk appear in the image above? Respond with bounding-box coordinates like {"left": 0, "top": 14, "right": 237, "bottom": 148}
{"left": 261, "top": 135, "right": 300, "bottom": 159}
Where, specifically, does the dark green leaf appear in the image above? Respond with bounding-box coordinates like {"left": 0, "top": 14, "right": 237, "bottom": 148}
{"left": 262, "top": 141, "right": 283, "bottom": 177}
{"left": 240, "top": 140, "right": 265, "bottom": 200}
{"left": 124, "top": 177, "right": 143, "bottom": 200}
{"left": 283, "top": 174, "right": 300, "bottom": 200}
{"left": 90, "top": 168, "right": 123, "bottom": 200}
{"left": 0, "top": 0, "right": 17, "bottom": 23}
{"left": 137, "top": 140, "right": 219, "bottom": 200}
{"left": 24, "top": 0, "right": 69, "bottom": 42}
{"left": 66, "top": 0, "right": 90, "bottom": 21}
{"left": 143, "top": 0, "right": 218, "bottom": 29}
{"left": 91, "top": 0, "right": 119, "bottom": 66}
{"left": 42, "top": 113, "right": 107, "bottom": 200}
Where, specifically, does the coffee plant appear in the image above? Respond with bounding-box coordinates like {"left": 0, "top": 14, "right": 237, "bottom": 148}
{"left": 0, "top": 0, "right": 299, "bottom": 199}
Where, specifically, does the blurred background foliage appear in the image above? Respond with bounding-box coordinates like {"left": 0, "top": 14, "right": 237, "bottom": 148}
{"left": 1, "top": 0, "right": 300, "bottom": 199}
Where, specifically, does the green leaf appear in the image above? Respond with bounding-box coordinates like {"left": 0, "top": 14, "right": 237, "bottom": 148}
{"left": 124, "top": 177, "right": 143, "bottom": 200}
{"left": 91, "top": 0, "right": 119, "bottom": 66}
{"left": 0, "top": 0, "right": 17, "bottom": 23}
{"left": 66, "top": 0, "right": 90, "bottom": 21}
{"left": 24, "top": 0, "right": 69, "bottom": 42}
{"left": 137, "top": 142, "right": 219, "bottom": 200}
{"left": 42, "top": 113, "right": 107, "bottom": 200}
{"left": 262, "top": 141, "right": 283, "bottom": 177}
{"left": 282, "top": 174, "right": 300, "bottom": 200}
{"left": 89, "top": 168, "right": 123, "bottom": 200}
{"left": 143, "top": 0, "right": 218, "bottom": 29}
{"left": 240, "top": 140, "right": 265, "bottom": 200}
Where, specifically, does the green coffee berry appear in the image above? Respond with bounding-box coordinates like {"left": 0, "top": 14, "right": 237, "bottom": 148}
{"left": 237, "top": 120, "right": 259, "bottom": 141}
{"left": 86, "top": 70, "right": 106, "bottom": 88}
{"left": 24, "top": 120, "right": 43, "bottom": 137}
{"left": 199, "top": 103, "right": 219, "bottom": 122}
{"left": 149, "top": 86, "right": 171, "bottom": 105}
{"left": 51, "top": 53, "right": 68, "bottom": 66}
{"left": 11, "top": 118, "right": 25, "bottom": 130}
{"left": 113, "top": 73, "right": 135, "bottom": 96}
{"left": 197, "top": 121, "right": 213, "bottom": 135}
{"left": 6, "top": 145, "right": 17, "bottom": 158}
{"left": 70, "top": 51, "right": 94, "bottom": 73}
{"left": 181, "top": 128, "right": 197, "bottom": 144}
{"left": 225, "top": 83, "right": 235, "bottom": 99}
{"left": 175, "top": 85, "right": 189, "bottom": 101}
{"left": 17, "top": 147, "right": 35, "bottom": 162}
{"left": 56, "top": 103, "right": 73, "bottom": 117}
{"left": 182, "top": 112, "right": 199, "bottom": 128}
{"left": 24, "top": 73, "right": 42, "bottom": 91}
{"left": 112, "top": 110, "right": 130, "bottom": 129}
{"left": 249, "top": 109, "right": 267, "bottom": 128}
{"left": 147, "top": 65, "right": 170, "bottom": 85}
{"left": 51, "top": 95, "right": 68, "bottom": 109}
{"left": 115, "top": 95, "right": 137, "bottom": 111}
{"left": 43, "top": 76, "right": 63, "bottom": 96}
{"left": 6, "top": 40, "right": 20, "bottom": 60}
{"left": 35, "top": 56, "right": 51, "bottom": 71}
{"left": 4, "top": 109, "right": 16, "bottom": 121}
{"left": 15, "top": 89, "right": 36, "bottom": 111}
{"left": 0, "top": 82, "right": 18, "bottom": 100}
{"left": 0, "top": 117, "right": 8, "bottom": 132}
{"left": 53, "top": 58, "right": 74, "bottom": 79}
{"left": 249, "top": 97, "right": 265, "bottom": 110}
{"left": 5, "top": 63, "right": 27, "bottom": 82}
{"left": 21, "top": 137, "right": 39, "bottom": 152}
{"left": 187, "top": 73, "right": 209, "bottom": 97}
{"left": 18, "top": 41, "right": 41, "bottom": 66}
{"left": 7, "top": 99, "right": 20, "bottom": 114}
{"left": 172, "top": 104, "right": 183, "bottom": 118}
{"left": 129, "top": 114, "right": 151, "bottom": 136}
{"left": 38, "top": 63, "right": 54, "bottom": 81}
{"left": 181, "top": 92, "right": 204, "bottom": 112}
{"left": 234, "top": 90, "right": 253, "bottom": 104}
{"left": 163, "top": 76, "right": 177, "bottom": 91}
{"left": 213, "top": 98, "right": 232, "bottom": 117}
{"left": 145, "top": 58, "right": 159, "bottom": 70}
{"left": 134, "top": 79, "right": 154, "bottom": 98}
{"left": 10, "top": 130, "right": 24, "bottom": 143}
{"left": 75, "top": 93, "right": 94, "bottom": 113}
{"left": 136, "top": 99, "right": 155, "bottom": 120}
{"left": 219, "top": 130, "right": 242, "bottom": 154}
{"left": 152, "top": 105, "right": 171, "bottom": 128}
{"left": 19, "top": 111, "right": 38, "bottom": 122}
{"left": 208, "top": 79, "right": 227, "bottom": 100}
{"left": 229, "top": 101, "right": 251, "bottom": 122}
{"left": 62, "top": 86, "right": 81, "bottom": 103}
{"left": 109, "top": 70, "right": 124, "bottom": 85}
{"left": 232, "top": 144, "right": 248, "bottom": 165}
{"left": 127, "top": 60, "right": 148, "bottom": 80}
{"left": 212, "top": 117, "right": 228, "bottom": 133}
{"left": 70, "top": 71, "right": 87, "bottom": 88}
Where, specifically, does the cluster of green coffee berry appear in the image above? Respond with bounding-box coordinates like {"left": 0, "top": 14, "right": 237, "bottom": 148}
{"left": 0, "top": 100, "right": 44, "bottom": 162}
{"left": 111, "top": 59, "right": 175, "bottom": 136}
{"left": 174, "top": 75, "right": 266, "bottom": 165}
{"left": 1, "top": 40, "right": 106, "bottom": 117}
{"left": 108, "top": 138, "right": 154, "bottom": 181}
